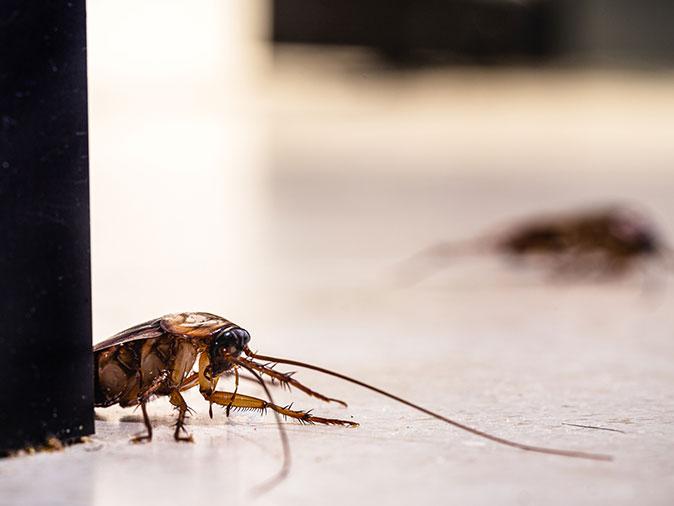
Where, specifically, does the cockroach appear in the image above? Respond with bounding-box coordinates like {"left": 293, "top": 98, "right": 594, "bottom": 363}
{"left": 401, "top": 205, "right": 669, "bottom": 283}
{"left": 94, "top": 312, "right": 611, "bottom": 490}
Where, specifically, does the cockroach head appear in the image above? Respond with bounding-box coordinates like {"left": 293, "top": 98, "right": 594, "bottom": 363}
{"left": 208, "top": 326, "right": 251, "bottom": 376}
{"left": 608, "top": 208, "right": 660, "bottom": 254}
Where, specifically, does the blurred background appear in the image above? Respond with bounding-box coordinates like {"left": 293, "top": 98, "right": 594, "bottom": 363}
{"left": 89, "top": 0, "right": 674, "bottom": 338}
{"left": 77, "top": 1, "right": 674, "bottom": 504}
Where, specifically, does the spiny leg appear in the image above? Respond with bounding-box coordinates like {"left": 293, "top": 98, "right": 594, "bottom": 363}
{"left": 130, "top": 401, "right": 153, "bottom": 443}
{"left": 169, "top": 390, "right": 195, "bottom": 442}
{"left": 130, "top": 371, "right": 168, "bottom": 443}
{"left": 225, "top": 368, "right": 240, "bottom": 418}
{"left": 184, "top": 368, "right": 286, "bottom": 414}
{"left": 237, "top": 357, "right": 348, "bottom": 407}
{"left": 182, "top": 369, "right": 254, "bottom": 391}
{"left": 204, "top": 390, "right": 358, "bottom": 427}
{"left": 230, "top": 370, "right": 290, "bottom": 390}
{"left": 180, "top": 372, "right": 199, "bottom": 392}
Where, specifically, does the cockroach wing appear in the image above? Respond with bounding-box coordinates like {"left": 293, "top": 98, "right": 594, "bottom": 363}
{"left": 93, "top": 317, "right": 165, "bottom": 352}
{"left": 93, "top": 312, "right": 235, "bottom": 352}
{"left": 159, "top": 312, "right": 236, "bottom": 338}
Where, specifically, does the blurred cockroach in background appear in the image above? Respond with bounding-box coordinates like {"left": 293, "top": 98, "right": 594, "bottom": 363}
{"left": 95, "top": 312, "right": 612, "bottom": 492}
{"left": 399, "top": 204, "right": 671, "bottom": 285}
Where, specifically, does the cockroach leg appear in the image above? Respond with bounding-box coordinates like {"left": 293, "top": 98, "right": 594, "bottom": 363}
{"left": 179, "top": 372, "right": 199, "bottom": 392}
{"left": 238, "top": 371, "right": 291, "bottom": 389}
{"left": 203, "top": 390, "right": 359, "bottom": 427}
{"left": 169, "top": 390, "right": 194, "bottom": 442}
{"left": 225, "top": 368, "right": 240, "bottom": 418}
{"left": 129, "top": 371, "right": 169, "bottom": 443}
{"left": 236, "top": 356, "right": 348, "bottom": 407}
{"left": 130, "top": 401, "right": 153, "bottom": 443}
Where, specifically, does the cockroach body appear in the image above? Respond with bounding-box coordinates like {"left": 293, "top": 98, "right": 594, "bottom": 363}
{"left": 405, "top": 205, "right": 667, "bottom": 282}
{"left": 94, "top": 312, "right": 354, "bottom": 444}
{"left": 498, "top": 206, "right": 661, "bottom": 269}
{"left": 95, "top": 312, "right": 611, "bottom": 489}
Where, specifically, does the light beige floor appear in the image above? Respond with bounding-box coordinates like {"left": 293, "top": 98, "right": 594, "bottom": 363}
{"left": 3, "top": 4, "right": 674, "bottom": 504}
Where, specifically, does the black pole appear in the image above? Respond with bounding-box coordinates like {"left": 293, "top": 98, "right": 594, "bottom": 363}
{"left": 0, "top": 1, "right": 94, "bottom": 451}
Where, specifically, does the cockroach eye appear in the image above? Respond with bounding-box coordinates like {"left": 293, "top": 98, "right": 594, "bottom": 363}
{"left": 231, "top": 328, "right": 251, "bottom": 348}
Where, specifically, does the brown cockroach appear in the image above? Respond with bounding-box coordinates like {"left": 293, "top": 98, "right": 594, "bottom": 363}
{"left": 94, "top": 312, "right": 611, "bottom": 489}
{"left": 401, "top": 205, "right": 669, "bottom": 283}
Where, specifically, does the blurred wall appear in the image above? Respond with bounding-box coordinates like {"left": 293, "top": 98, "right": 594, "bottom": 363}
{"left": 561, "top": 0, "right": 674, "bottom": 65}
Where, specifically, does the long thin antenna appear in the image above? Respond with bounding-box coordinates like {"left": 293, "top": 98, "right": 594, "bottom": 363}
{"left": 396, "top": 238, "right": 492, "bottom": 286}
{"left": 235, "top": 360, "right": 292, "bottom": 494}
{"left": 243, "top": 347, "right": 612, "bottom": 462}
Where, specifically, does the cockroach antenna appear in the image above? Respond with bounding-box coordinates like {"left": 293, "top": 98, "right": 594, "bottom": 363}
{"left": 234, "top": 360, "right": 291, "bottom": 495}
{"left": 242, "top": 347, "right": 613, "bottom": 462}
